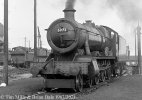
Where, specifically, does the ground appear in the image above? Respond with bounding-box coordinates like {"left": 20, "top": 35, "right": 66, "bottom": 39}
{"left": 0, "top": 66, "right": 31, "bottom": 82}
{"left": 0, "top": 77, "right": 44, "bottom": 96}
{"left": 0, "top": 65, "right": 141, "bottom": 100}
{"left": 0, "top": 75, "right": 142, "bottom": 100}
{"left": 78, "top": 75, "right": 142, "bottom": 100}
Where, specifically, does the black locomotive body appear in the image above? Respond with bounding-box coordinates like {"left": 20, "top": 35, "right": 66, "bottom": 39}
{"left": 31, "top": 4, "right": 128, "bottom": 92}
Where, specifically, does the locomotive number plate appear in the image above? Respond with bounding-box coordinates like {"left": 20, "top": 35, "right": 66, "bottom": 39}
{"left": 57, "top": 27, "right": 67, "bottom": 33}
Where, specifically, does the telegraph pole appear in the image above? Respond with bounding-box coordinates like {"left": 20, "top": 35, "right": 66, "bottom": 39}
{"left": 25, "top": 37, "right": 26, "bottom": 48}
{"left": 40, "top": 40, "right": 42, "bottom": 48}
{"left": 137, "top": 24, "right": 142, "bottom": 74}
{"left": 4, "top": 0, "right": 8, "bottom": 85}
{"left": 37, "top": 27, "right": 41, "bottom": 48}
{"left": 34, "top": 0, "right": 37, "bottom": 61}
{"left": 29, "top": 40, "right": 30, "bottom": 49}
{"left": 135, "top": 29, "right": 137, "bottom": 60}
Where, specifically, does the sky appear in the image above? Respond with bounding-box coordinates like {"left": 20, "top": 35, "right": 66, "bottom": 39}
{"left": 0, "top": 0, "right": 142, "bottom": 55}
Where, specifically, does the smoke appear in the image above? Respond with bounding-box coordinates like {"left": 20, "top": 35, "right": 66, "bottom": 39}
{"left": 76, "top": 0, "right": 141, "bottom": 55}
{"left": 106, "top": 0, "right": 142, "bottom": 55}
{"left": 65, "top": 0, "right": 76, "bottom": 9}
{"left": 107, "top": 0, "right": 142, "bottom": 23}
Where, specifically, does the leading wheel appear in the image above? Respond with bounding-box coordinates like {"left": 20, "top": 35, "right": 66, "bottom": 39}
{"left": 94, "top": 75, "right": 99, "bottom": 85}
{"left": 88, "top": 78, "right": 93, "bottom": 88}
{"left": 75, "top": 74, "right": 83, "bottom": 92}
{"left": 99, "top": 71, "right": 105, "bottom": 82}
{"left": 106, "top": 68, "right": 111, "bottom": 80}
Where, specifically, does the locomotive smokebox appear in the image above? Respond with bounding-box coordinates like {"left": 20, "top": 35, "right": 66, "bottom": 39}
{"left": 63, "top": 0, "right": 76, "bottom": 20}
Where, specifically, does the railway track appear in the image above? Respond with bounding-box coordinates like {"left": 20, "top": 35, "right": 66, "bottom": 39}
{"left": 17, "top": 76, "right": 120, "bottom": 100}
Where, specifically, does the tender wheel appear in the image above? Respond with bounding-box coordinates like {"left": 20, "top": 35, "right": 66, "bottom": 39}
{"left": 106, "top": 68, "right": 111, "bottom": 80}
{"left": 94, "top": 75, "right": 99, "bottom": 85}
{"left": 99, "top": 71, "right": 105, "bottom": 82}
{"left": 88, "top": 78, "right": 93, "bottom": 88}
{"left": 113, "top": 67, "right": 119, "bottom": 77}
{"left": 75, "top": 74, "right": 83, "bottom": 92}
{"left": 116, "top": 66, "right": 122, "bottom": 76}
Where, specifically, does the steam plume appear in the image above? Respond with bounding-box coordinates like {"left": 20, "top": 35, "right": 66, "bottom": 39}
{"left": 107, "top": 0, "right": 142, "bottom": 23}
{"left": 65, "top": 0, "right": 76, "bottom": 9}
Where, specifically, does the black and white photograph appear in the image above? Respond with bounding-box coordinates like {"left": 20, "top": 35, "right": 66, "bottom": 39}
{"left": 0, "top": 0, "right": 142, "bottom": 100}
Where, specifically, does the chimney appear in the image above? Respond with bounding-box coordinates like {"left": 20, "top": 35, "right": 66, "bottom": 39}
{"left": 63, "top": 6, "right": 76, "bottom": 20}
{"left": 85, "top": 20, "right": 92, "bottom": 27}
{"left": 86, "top": 20, "right": 92, "bottom": 24}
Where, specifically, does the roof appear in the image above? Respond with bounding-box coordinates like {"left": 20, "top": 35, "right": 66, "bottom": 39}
{"left": 12, "top": 46, "right": 31, "bottom": 52}
{"left": 11, "top": 46, "right": 29, "bottom": 55}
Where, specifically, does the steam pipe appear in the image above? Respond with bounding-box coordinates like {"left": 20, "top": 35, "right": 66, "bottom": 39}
{"left": 85, "top": 35, "right": 91, "bottom": 55}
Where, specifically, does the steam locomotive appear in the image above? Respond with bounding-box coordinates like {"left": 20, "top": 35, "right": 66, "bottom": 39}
{"left": 31, "top": 4, "right": 128, "bottom": 92}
